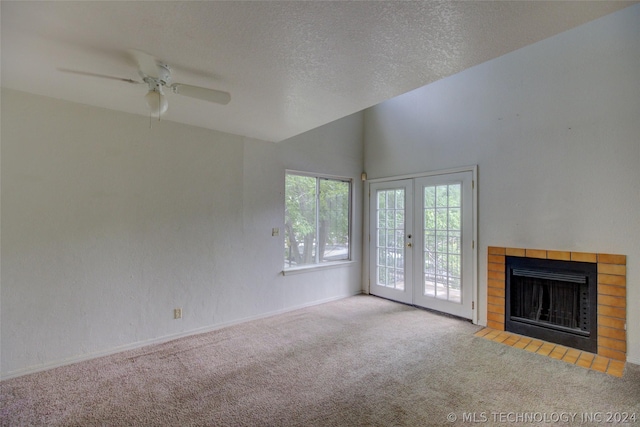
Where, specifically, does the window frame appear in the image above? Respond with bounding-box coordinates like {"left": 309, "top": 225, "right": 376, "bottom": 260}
{"left": 283, "top": 170, "right": 353, "bottom": 274}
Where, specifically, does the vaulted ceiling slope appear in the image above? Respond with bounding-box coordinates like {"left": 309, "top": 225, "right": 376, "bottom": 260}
{"left": 1, "top": 1, "right": 635, "bottom": 142}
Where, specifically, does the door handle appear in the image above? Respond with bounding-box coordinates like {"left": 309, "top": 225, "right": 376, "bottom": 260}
{"left": 407, "top": 242, "right": 412, "bottom": 248}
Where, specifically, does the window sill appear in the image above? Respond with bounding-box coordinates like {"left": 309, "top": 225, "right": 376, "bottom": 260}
{"left": 282, "top": 260, "right": 355, "bottom": 276}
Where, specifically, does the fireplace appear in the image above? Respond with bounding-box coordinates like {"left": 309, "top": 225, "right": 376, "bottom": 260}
{"left": 505, "top": 256, "right": 597, "bottom": 353}
{"left": 487, "top": 247, "right": 627, "bottom": 362}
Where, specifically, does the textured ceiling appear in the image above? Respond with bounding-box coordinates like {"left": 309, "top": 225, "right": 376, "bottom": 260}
{"left": 1, "top": 1, "right": 635, "bottom": 142}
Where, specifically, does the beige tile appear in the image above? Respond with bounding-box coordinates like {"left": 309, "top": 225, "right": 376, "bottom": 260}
{"left": 484, "top": 329, "right": 501, "bottom": 340}
{"left": 598, "top": 305, "right": 626, "bottom": 320}
{"left": 488, "top": 262, "right": 506, "bottom": 273}
{"left": 598, "top": 274, "right": 626, "bottom": 286}
{"left": 571, "top": 252, "right": 597, "bottom": 263}
{"left": 536, "top": 343, "right": 555, "bottom": 357}
{"left": 598, "top": 346, "right": 626, "bottom": 361}
{"left": 547, "top": 250, "right": 571, "bottom": 261}
{"left": 598, "top": 315, "right": 626, "bottom": 330}
{"left": 503, "top": 335, "right": 521, "bottom": 346}
{"left": 474, "top": 328, "right": 492, "bottom": 337}
{"left": 492, "top": 332, "right": 511, "bottom": 343}
{"left": 549, "top": 346, "right": 568, "bottom": 360}
{"left": 512, "top": 338, "right": 531, "bottom": 349}
{"left": 597, "top": 254, "right": 626, "bottom": 265}
{"left": 598, "top": 284, "right": 626, "bottom": 298}
{"left": 524, "top": 340, "right": 543, "bottom": 353}
{"left": 488, "top": 247, "right": 506, "bottom": 255}
{"left": 598, "top": 325, "right": 626, "bottom": 341}
{"left": 576, "top": 352, "right": 595, "bottom": 369}
{"left": 597, "top": 263, "right": 626, "bottom": 276}
{"left": 526, "top": 249, "right": 547, "bottom": 259}
{"left": 488, "top": 279, "right": 505, "bottom": 290}
{"left": 590, "top": 356, "right": 610, "bottom": 373}
{"left": 562, "top": 349, "right": 581, "bottom": 364}
{"left": 488, "top": 270, "right": 505, "bottom": 281}
{"left": 488, "top": 286, "right": 505, "bottom": 298}
{"left": 606, "top": 360, "right": 626, "bottom": 377}
{"left": 599, "top": 336, "right": 627, "bottom": 352}
{"left": 487, "top": 295, "right": 505, "bottom": 307}
{"left": 599, "top": 295, "right": 626, "bottom": 309}
{"left": 505, "top": 248, "right": 525, "bottom": 257}
{"left": 486, "top": 320, "right": 504, "bottom": 331}
{"left": 488, "top": 255, "right": 506, "bottom": 265}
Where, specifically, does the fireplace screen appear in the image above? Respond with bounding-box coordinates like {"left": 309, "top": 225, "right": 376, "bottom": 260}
{"left": 510, "top": 269, "right": 589, "bottom": 333}
{"left": 505, "top": 257, "right": 597, "bottom": 353}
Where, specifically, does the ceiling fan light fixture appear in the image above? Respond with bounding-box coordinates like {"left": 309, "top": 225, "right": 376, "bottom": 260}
{"left": 145, "top": 89, "right": 168, "bottom": 117}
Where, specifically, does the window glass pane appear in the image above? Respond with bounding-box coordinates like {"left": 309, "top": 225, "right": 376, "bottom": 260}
{"left": 284, "top": 173, "right": 351, "bottom": 268}
{"left": 319, "top": 179, "right": 350, "bottom": 262}
{"left": 284, "top": 175, "right": 317, "bottom": 267}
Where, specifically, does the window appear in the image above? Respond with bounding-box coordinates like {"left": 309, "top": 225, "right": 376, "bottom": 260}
{"left": 284, "top": 172, "right": 351, "bottom": 269}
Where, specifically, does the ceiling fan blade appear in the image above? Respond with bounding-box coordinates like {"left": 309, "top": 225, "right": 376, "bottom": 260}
{"left": 128, "top": 49, "right": 160, "bottom": 78}
{"left": 58, "top": 68, "right": 141, "bottom": 84}
{"left": 170, "top": 83, "right": 231, "bottom": 105}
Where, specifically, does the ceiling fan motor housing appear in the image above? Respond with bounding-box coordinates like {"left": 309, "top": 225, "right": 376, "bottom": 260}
{"left": 142, "top": 62, "right": 172, "bottom": 93}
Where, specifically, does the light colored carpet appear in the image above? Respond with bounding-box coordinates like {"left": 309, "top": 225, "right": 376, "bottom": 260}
{"left": 1, "top": 295, "right": 639, "bottom": 426}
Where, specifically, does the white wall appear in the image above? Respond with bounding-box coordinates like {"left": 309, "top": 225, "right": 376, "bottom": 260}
{"left": 0, "top": 89, "right": 363, "bottom": 378}
{"left": 364, "top": 6, "right": 640, "bottom": 362}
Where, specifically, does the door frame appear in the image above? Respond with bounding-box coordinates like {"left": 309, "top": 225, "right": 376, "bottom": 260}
{"left": 363, "top": 165, "right": 478, "bottom": 324}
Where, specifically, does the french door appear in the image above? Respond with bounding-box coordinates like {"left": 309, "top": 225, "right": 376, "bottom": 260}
{"left": 369, "top": 171, "right": 475, "bottom": 319}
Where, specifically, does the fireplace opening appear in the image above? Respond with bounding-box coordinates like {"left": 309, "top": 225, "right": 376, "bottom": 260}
{"left": 505, "top": 257, "right": 597, "bottom": 353}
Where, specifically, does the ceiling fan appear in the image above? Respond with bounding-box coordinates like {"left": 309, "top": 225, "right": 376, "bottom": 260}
{"left": 59, "top": 49, "right": 231, "bottom": 118}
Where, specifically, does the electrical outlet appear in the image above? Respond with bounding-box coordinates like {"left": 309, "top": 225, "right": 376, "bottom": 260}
{"left": 174, "top": 308, "right": 182, "bottom": 319}
{"left": 272, "top": 227, "right": 280, "bottom": 237}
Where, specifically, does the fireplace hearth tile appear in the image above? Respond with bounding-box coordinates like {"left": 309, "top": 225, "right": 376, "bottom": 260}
{"left": 591, "top": 355, "right": 610, "bottom": 373}
{"left": 576, "top": 352, "right": 595, "bottom": 368}
{"left": 536, "top": 342, "right": 555, "bottom": 357}
{"left": 524, "top": 340, "right": 544, "bottom": 353}
{"left": 475, "top": 327, "right": 626, "bottom": 377}
{"left": 512, "top": 339, "right": 531, "bottom": 350}
{"left": 549, "top": 345, "right": 568, "bottom": 360}
{"left": 562, "top": 348, "right": 581, "bottom": 364}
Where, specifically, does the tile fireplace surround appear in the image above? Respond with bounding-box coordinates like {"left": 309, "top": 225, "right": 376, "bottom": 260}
{"left": 487, "top": 247, "right": 627, "bottom": 361}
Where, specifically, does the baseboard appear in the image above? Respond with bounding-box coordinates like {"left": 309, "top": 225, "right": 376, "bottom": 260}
{"left": 626, "top": 356, "right": 640, "bottom": 366}
{"left": 1, "top": 291, "right": 362, "bottom": 381}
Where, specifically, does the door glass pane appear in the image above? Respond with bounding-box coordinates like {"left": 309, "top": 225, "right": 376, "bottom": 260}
{"left": 422, "top": 183, "right": 462, "bottom": 303}
{"left": 375, "top": 188, "right": 405, "bottom": 290}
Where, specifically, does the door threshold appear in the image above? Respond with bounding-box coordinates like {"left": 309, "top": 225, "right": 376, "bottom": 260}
{"left": 370, "top": 295, "right": 473, "bottom": 323}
